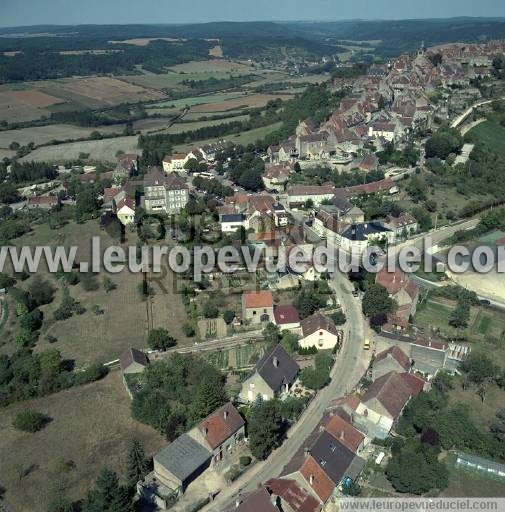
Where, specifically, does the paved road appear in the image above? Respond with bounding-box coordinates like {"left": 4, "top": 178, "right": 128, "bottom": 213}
{"left": 203, "top": 264, "right": 370, "bottom": 511}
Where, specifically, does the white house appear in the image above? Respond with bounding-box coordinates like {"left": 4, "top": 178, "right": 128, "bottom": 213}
{"left": 163, "top": 153, "right": 190, "bottom": 173}
{"left": 299, "top": 312, "right": 342, "bottom": 350}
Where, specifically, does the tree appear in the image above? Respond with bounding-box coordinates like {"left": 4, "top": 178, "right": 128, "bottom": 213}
{"left": 28, "top": 276, "right": 55, "bottom": 306}
{"left": 248, "top": 398, "right": 283, "bottom": 460}
{"left": 462, "top": 352, "right": 497, "bottom": 385}
{"left": 300, "top": 353, "right": 333, "bottom": 390}
{"left": 182, "top": 323, "right": 195, "bottom": 337}
{"left": 126, "top": 439, "right": 150, "bottom": 488}
{"left": 223, "top": 310, "right": 236, "bottom": 324}
{"left": 75, "top": 185, "right": 100, "bottom": 221}
{"left": 81, "top": 469, "right": 132, "bottom": 512}
{"left": 281, "top": 332, "right": 299, "bottom": 355}
{"left": 425, "top": 127, "right": 463, "bottom": 160}
{"left": 263, "top": 322, "right": 281, "bottom": 345}
{"left": 147, "top": 328, "right": 176, "bottom": 351}
{"left": 0, "top": 272, "right": 16, "bottom": 289}
{"left": 386, "top": 439, "right": 448, "bottom": 494}
{"left": 362, "top": 284, "right": 394, "bottom": 319}
{"left": 189, "top": 379, "right": 228, "bottom": 422}
{"left": 47, "top": 497, "right": 74, "bottom": 512}
{"left": 293, "top": 290, "right": 326, "bottom": 319}
{"left": 13, "top": 411, "right": 48, "bottom": 432}
{"left": 202, "top": 300, "right": 219, "bottom": 319}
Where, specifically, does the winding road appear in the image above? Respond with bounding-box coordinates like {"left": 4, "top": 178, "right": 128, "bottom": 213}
{"left": 202, "top": 264, "right": 370, "bottom": 511}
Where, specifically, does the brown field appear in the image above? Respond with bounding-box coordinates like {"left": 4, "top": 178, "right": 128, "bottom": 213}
{"left": 209, "top": 45, "right": 224, "bottom": 58}
{"left": 0, "top": 85, "right": 66, "bottom": 122}
{"left": 0, "top": 371, "right": 165, "bottom": 512}
{"left": 190, "top": 93, "right": 291, "bottom": 113}
{"left": 40, "top": 77, "right": 165, "bottom": 108}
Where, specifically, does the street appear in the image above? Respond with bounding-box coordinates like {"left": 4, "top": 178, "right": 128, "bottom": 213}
{"left": 203, "top": 259, "right": 370, "bottom": 511}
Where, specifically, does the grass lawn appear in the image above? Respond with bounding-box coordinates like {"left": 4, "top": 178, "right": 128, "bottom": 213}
{"left": 160, "top": 114, "right": 249, "bottom": 134}
{"left": 147, "top": 91, "right": 245, "bottom": 110}
{"left": 1, "top": 217, "right": 191, "bottom": 365}
{"left": 469, "top": 119, "right": 505, "bottom": 156}
{"left": 441, "top": 453, "right": 505, "bottom": 497}
{"left": 0, "top": 371, "right": 165, "bottom": 512}
{"left": 414, "top": 296, "right": 505, "bottom": 344}
{"left": 119, "top": 71, "right": 243, "bottom": 90}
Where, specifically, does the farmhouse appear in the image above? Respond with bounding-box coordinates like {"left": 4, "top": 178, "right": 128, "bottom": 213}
{"left": 263, "top": 163, "right": 291, "bottom": 191}
{"left": 115, "top": 153, "right": 138, "bottom": 179}
{"left": 188, "top": 402, "right": 245, "bottom": 465}
{"left": 371, "top": 346, "right": 411, "bottom": 380}
{"left": 162, "top": 153, "right": 189, "bottom": 173}
{"left": 384, "top": 212, "right": 418, "bottom": 238}
{"left": 375, "top": 267, "right": 419, "bottom": 320}
{"left": 338, "top": 222, "right": 393, "bottom": 255}
{"left": 299, "top": 312, "right": 342, "bottom": 351}
{"left": 239, "top": 344, "right": 299, "bottom": 403}
{"left": 241, "top": 290, "right": 274, "bottom": 325}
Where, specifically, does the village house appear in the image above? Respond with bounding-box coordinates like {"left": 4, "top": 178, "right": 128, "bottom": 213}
{"left": 272, "top": 202, "right": 289, "bottom": 227}
{"left": 299, "top": 312, "right": 342, "bottom": 351}
{"left": 324, "top": 414, "right": 366, "bottom": 455}
{"left": 384, "top": 212, "right": 418, "bottom": 239}
{"left": 241, "top": 290, "right": 274, "bottom": 325}
{"left": 375, "top": 267, "right": 420, "bottom": 321}
{"left": 162, "top": 153, "right": 190, "bottom": 173}
{"left": 239, "top": 344, "right": 299, "bottom": 403}
{"left": 338, "top": 222, "right": 394, "bottom": 255}
{"left": 287, "top": 185, "right": 336, "bottom": 207}
{"left": 354, "top": 371, "right": 425, "bottom": 438}
{"left": 265, "top": 479, "right": 321, "bottom": 512}
{"left": 187, "top": 402, "right": 245, "bottom": 466}
{"left": 26, "top": 195, "right": 59, "bottom": 210}
{"left": 371, "top": 345, "right": 411, "bottom": 381}
{"left": 295, "top": 430, "right": 365, "bottom": 503}
{"left": 273, "top": 305, "right": 301, "bottom": 333}
{"left": 143, "top": 167, "right": 189, "bottom": 214}
{"left": 357, "top": 154, "right": 379, "bottom": 172}
{"left": 116, "top": 196, "right": 136, "bottom": 226}
{"left": 263, "top": 163, "right": 291, "bottom": 191}
{"left": 224, "top": 487, "right": 282, "bottom": 512}
{"left": 114, "top": 153, "right": 138, "bottom": 180}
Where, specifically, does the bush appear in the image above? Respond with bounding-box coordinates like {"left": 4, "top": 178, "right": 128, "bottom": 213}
{"left": 182, "top": 323, "right": 196, "bottom": 337}
{"left": 13, "top": 411, "right": 49, "bottom": 432}
{"left": 148, "top": 328, "right": 176, "bottom": 350}
{"left": 239, "top": 456, "right": 252, "bottom": 467}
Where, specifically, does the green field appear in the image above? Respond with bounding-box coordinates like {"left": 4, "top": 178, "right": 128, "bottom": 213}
{"left": 120, "top": 71, "right": 245, "bottom": 90}
{"left": 415, "top": 297, "right": 505, "bottom": 343}
{"left": 161, "top": 114, "right": 249, "bottom": 133}
{"left": 147, "top": 91, "right": 245, "bottom": 110}
{"left": 174, "top": 121, "right": 282, "bottom": 152}
{"left": 469, "top": 120, "right": 505, "bottom": 156}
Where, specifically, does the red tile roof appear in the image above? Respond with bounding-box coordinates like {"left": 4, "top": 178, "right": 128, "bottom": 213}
{"left": 243, "top": 290, "right": 274, "bottom": 309}
{"left": 324, "top": 415, "right": 365, "bottom": 454}
{"left": 266, "top": 478, "right": 321, "bottom": 512}
{"left": 197, "top": 402, "right": 245, "bottom": 451}
{"left": 362, "top": 372, "right": 413, "bottom": 419}
{"left": 274, "top": 305, "right": 300, "bottom": 326}
{"left": 399, "top": 372, "right": 425, "bottom": 397}
{"left": 300, "top": 455, "right": 335, "bottom": 503}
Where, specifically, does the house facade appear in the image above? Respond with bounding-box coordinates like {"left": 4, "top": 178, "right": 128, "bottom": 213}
{"left": 299, "top": 312, "right": 342, "bottom": 351}
{"left": 143, "top": 167, "right": 189, "bottom": 214}
{"left": 242, "top": 290, "right": 274, "bottom": 325}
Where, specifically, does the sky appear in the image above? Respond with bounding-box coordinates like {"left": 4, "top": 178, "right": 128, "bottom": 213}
{"left": 1, "top": 0, "right": 505, "bottom": 27}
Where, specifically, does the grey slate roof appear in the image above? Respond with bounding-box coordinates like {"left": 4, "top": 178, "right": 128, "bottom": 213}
{"left": 341, "top": 222, "right": 391, "bottom": 242}
{"left": 256, "top": 344, "right": 299, "bottom": 394}
{"left": 221, "top": 213, "right": 245, "bottom": 222}
{"left": 309, "top": 430, "right": 356, "bottom": 485}
{"left": 154, "top": 434, "right": 211, "bottom": 482}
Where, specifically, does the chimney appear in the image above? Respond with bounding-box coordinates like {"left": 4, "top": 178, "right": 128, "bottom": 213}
{"left": 224, "top": 409, "right": 229, "bottom": 420}
{"left": 203, "top": 427, "right": 208, "bottom": 436}
{"left": 304, "top": 446, "right": 310, "bottom": 457}
{"left": 273, "top": 356, "right": 279, "bottom": 368}
{"left": 340, "top": 430, "right": 345, "bottom": 441}
{"left": 309, "top": 474, "right": 314, "bottom": 485}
